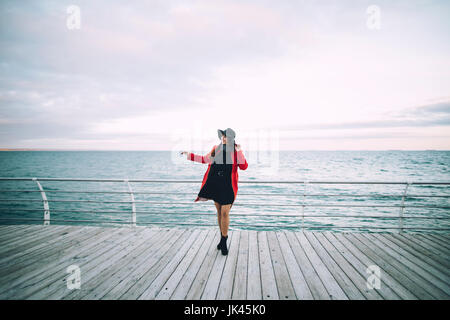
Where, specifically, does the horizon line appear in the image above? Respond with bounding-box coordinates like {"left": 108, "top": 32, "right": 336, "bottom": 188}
{"left": 0, "top": 148, "right": 448, "bottom": 152}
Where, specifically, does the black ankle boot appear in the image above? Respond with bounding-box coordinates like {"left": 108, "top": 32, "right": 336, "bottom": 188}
{"left": 220, "top": 235, "right": 228, "bottom": 256}
{"left": 217, "top": 233, "right": 228, "bottom": 250}
{"left": 217, "top": 236, "right": 222, "bottom": 250}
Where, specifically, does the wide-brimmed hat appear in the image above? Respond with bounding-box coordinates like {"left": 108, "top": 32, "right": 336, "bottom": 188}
{"left": 217, "top": 128, "right": 236, "bottom": 140}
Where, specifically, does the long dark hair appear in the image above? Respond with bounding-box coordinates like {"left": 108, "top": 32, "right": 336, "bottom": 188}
{"left": 211, "top": 141, "right": 236, "bottom": 157}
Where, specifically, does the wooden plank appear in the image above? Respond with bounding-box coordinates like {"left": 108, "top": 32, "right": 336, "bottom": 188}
{"left": 428, "top": 234, "right": 450, "bottom": 243}
{"left": 284, "top": 231, "right": 329, "bottom": 300}
{"left": 231, "top": 230, "right": 248, "bottom": 300}
{"left": 0, "top": 226, "right": 121, "bottom": 299}
{"left": 0, "top": 224, "right": 25, "bottom": 230}
{"left": 103, "top": 227, "right": 185, "bottom": 299}
{"left": 397, "top": 233, "right": 450, "bottom": 263}
{"left": 0, "top": 226, "right": 108, "bottom": 287}
{"left": 139, "top": 229, "right": 207, "bottom": 300}
{"left": 201, "top": 231, "right": 234, "bottom": 300}
{"left": 10, "top": 227, "right": 142, "bottom": 299}
{"left": 0, "top": 225, "right": 54, "bottom": 244}
{"left": 295, "top": 232, "right": 348, "bottom": 300}
{"left": 0, "top": 225, "right": 73, "bottom": 256}
{"left": 266, "top": 231, "right": 296, "bottom": 300}
{"left": 75, "top": 228, "right": 168, "bottom": 299}
{"left": 246, "top": 230, "right": 262, "bottom": 300}
{"left": 0, "top": 225, "right": 100, "bottom": 271}
{"left": 375, "top": 233, "right": 450, "bottom": 277}
{"left": 0, "top": 225, "right": 41, "bottom": 242}
{"left": 0, "top": 224, "right": 22, "bottom": 234}
{"left": 0, "top": 224, "right": 71, "bottom": 248}
{"left": 312, "top": 232, "right": 383, "bottom": 300}
{"left": 275, "top": 231, "right": 313, "bottom": 299}
{"left": 258, "top": 231, "right": 279, "bottom": 300}
{"left": 55, "top": 227, "right": 157, "bottom": 300}
{"left": 345, "top": 233, "right": 434, "bottom": 300}
{"left": 99, "top": 228, "right": 183, "bottom": 299}
{"left": 121, "top": 228, "right": 196, "bottom": 299}
{"left": 217, "top": 230, "right": 241, "bottom": 300}
{"left": 0, "top": 227, "right": 122, "bottom": 294}
{"left": 0, "top": 224, "right": 27, "bottom": 234}
{"left": 330, "top": 232, "right": 417, "bottom": 300}
{"left": 2, "top": 223, "right": 447, "bottom": 300}
{"left": 185, "top": 232, "right": 222, "bottom": 300}
{"left": 23, "top": 227, "right": 148, "bottom": 299}
{"left": 155, "top": 229, "right": 214, "bottom": 300}
{"left": 416, "top": 233, "right": 450, "bottom": 249}
{"left": 404, "top": 233, "right": 450, "bottom": 257}
{"left": 419, "top": 234, "right": 450, "bottom": 251}
{"left": 171, "top": 228, "right": 218, "bottom": 300}
{"left": 304, "top": 232, "right": 365, "bottom": 300}
{"left": 321, "top": 232, "right": 401, "bottom": 300}
{"left": 387, "top": 233, "right": 450, "bottom": 275}
{"left": 363, "top": 233, "right": 450, "bottom": 297}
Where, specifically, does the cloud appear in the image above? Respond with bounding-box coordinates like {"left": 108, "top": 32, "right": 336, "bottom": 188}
{"left": 1, "top": 1, "right": 449, "bottom": 150}
{"left": 274, "top": 101, "right": 450, "bottom": 131}
{"left": 406, "top": 101, "right": 450, "bottom": 116}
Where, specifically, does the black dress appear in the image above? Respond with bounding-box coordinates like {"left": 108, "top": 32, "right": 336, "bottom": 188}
{"left": 197, "top": 143, "right": 235, "bottom": 205}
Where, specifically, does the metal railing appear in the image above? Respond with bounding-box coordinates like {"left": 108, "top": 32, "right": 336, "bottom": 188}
{"left": 0, "top": 177, "right": 449, "bottom": 233}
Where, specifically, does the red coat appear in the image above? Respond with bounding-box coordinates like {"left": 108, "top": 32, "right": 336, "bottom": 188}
{"left": 187, "top": 145, "right": 248, "bottom": 203}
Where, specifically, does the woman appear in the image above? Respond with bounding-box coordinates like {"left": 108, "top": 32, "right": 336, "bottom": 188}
{"left": 181, "top": 128, "right": 248, "bottom": 255}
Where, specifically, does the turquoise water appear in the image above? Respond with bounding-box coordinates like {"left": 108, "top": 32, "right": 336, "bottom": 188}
{"left": 0, "top": 150, "right": 449, "bottom": 232}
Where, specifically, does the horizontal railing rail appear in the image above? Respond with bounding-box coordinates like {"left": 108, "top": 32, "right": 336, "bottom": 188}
{"left": 0, "top": 177, "right": 449, "bottom": 232}
{"left": 0, "top": 198, "right": 449, "bottom": 208}
{"left": 1, "top": 190, "right": 450, "bottom": 198}
{"left": 1, "top": 177, "right": 450, "bottom": 184}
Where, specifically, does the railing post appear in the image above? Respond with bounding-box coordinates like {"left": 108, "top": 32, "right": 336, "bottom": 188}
{"left": 301, "top": 181, "right": 308, "bottom": 231}
{"left": 399, "top": 182, "right": 411, "bottom": 233}
{"left": 125, "top": 179, "right": 136, "bottom": 227}
{"left": 33, "top": 178, "right": 50, "bottom": 225}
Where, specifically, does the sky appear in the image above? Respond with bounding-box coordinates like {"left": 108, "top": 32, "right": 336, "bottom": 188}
{"left": 0, "top": 0, "right": 449, "bottom": 151}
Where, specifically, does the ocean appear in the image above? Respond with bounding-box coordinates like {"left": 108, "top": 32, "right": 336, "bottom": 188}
{"left": 0, "top": 150, "right": 449, "bottom": 233}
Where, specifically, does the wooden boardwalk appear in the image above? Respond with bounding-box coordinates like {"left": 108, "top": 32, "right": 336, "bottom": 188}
{"left": 0, "top": 224, "right": 449, "bottom": 300}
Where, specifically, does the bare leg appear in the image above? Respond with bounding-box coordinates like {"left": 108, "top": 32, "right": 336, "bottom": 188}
{"left": 220, "top": 204, "right": 232, "bottom": 237}
{"left": 214, "top": 201, "right": 222, "bottom": 234}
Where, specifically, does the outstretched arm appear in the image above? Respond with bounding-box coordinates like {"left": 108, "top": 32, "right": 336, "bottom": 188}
{"left": 235, "top": 144, "right": 248, "bottom": 170}
{"left": 182, "top": 145, "right": 216, "bottom": 164}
